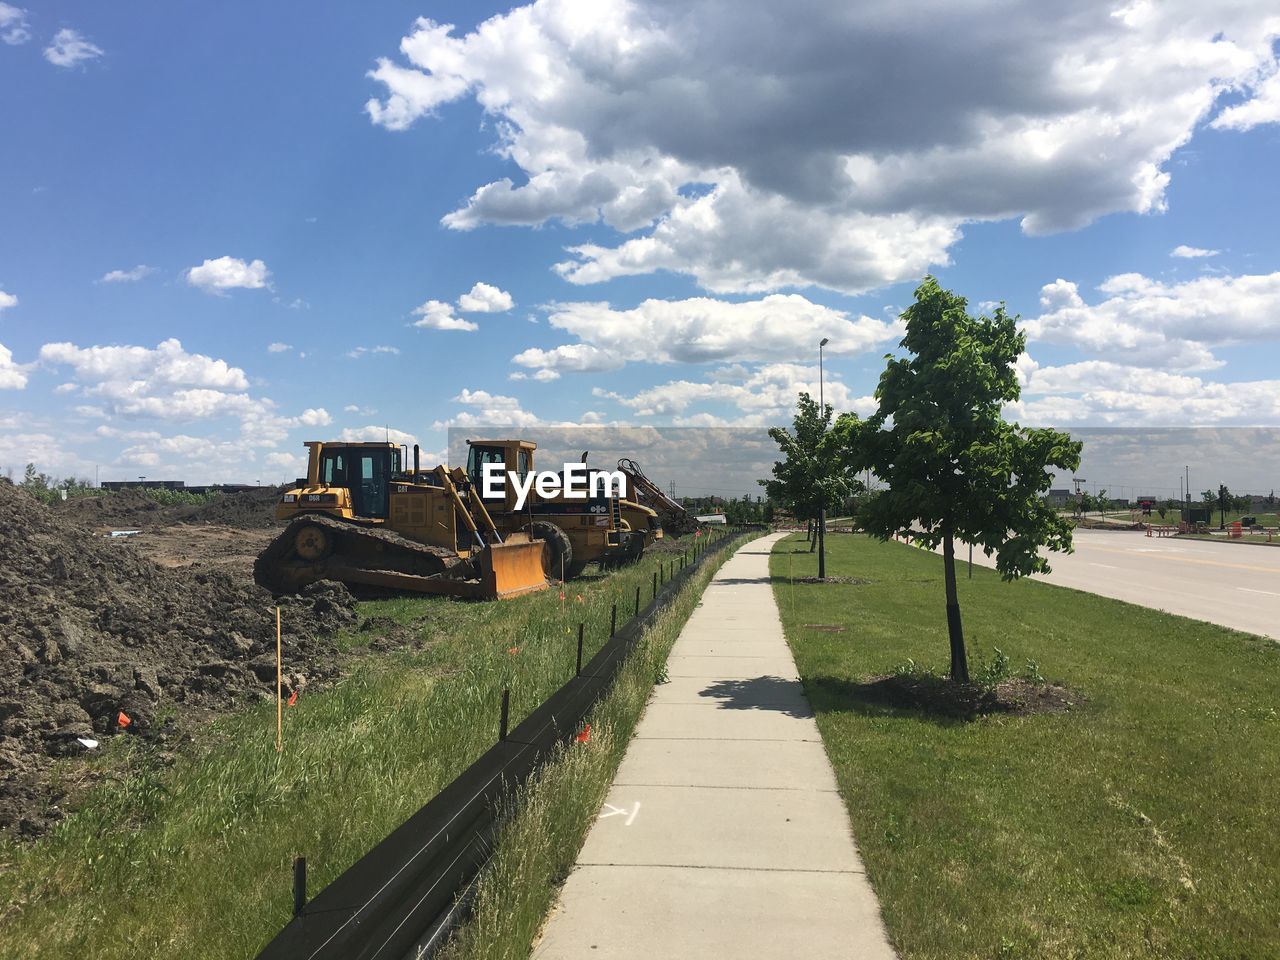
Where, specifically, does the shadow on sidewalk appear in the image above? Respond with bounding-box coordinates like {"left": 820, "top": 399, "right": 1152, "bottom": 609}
{"left": 696, "top": 676, "right": 815, "bottom": 718}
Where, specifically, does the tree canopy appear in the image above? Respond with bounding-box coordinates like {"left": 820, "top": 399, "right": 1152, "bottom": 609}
{"left": 760, "top": 391, "right": 859, "bottom": 554}
{"left": 835, "top": 277, "right": 1081, "bottom": 681}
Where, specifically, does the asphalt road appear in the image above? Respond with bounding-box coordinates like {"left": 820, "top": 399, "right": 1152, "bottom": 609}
{"left": 942, "top": 529, "right": 1280, "bottom": 641}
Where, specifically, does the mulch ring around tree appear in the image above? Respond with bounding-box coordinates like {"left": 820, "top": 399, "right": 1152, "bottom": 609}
{"left": 813, "top": 673, "right": 1080, "bottom": 720}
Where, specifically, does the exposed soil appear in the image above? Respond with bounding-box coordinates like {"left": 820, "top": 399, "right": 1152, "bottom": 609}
{"left": 53, "top": 487, "right": 281, "bottom": 533}
{"left": 0, "top": 483, "right": 357, "bottom": 839}
{"left": 812, "top": 673, "right": 1079, "bottom": 720}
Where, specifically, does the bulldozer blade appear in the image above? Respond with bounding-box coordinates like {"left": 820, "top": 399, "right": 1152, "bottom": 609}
{"left": 480, "top": 538, "right": 549, "bottom": 599}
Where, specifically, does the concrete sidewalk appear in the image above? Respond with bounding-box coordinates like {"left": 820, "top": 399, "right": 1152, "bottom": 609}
{"left": 533, "top": 534, "right": 897, "bottom": 959}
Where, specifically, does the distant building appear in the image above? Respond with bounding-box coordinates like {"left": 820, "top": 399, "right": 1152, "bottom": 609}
{"left": 1046, "top": 488, "right": 1071, "bottom": 507}
{"left": 101, "top": 479, "right": 186, "bottom": 491}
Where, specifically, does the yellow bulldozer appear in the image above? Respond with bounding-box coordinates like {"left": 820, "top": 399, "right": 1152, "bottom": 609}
{"left": 254, "top": 438, "right": 660, "bottom": 599}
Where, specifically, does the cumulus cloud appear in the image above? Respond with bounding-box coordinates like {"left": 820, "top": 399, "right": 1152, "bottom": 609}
{"left": 185, "top": 256, "right": 271, "bottom": 294}
{"left": 412, "top": 299, "right": 479, "bottom": 331}
{"left": 457, "top": 281, "right": 514, "bottom": 313}
{"left": 1023, "top": 271, "right": 1280, "bottom": 371}
{"left": 44, "top": 28, "right": 103, "bottom": 67}
{"left": 0, "top": 289, "right": 16, "bottom": 311}
{"left": 99, "top": 265, "right": 155, "bottom": 283}
{"left": 512, "top": 294, "right": 900, "bottom": 378}
{"left": 1170, "top": 245, "right": 1219, "bottom": 259}
{"left": 0, "top": 2, "right": 29, "bottom": 45}
{"left": 1211, "top": 66, "right": 1280, "bottom": 131}
{"left": 367, "top": 2, "right": 1280, "bottom": 294}
{"left": 433, "top": 388, "right": 544, "bottom": 430}
{"left": 596, "top": 362, "right": 874, "bottom": 424}
{"left": 38, "top": 338, "right": 255, "bottom": 420}
{"left": 339, "top": 425, "right": 419, "bottom": 447}
{"left": 1012, "top": 357, "right": 1280, "bottom": 426}
{"left": 346, "top": 345, "right": 401, "bottom": 358}
{"left": 0, "top": 342, "right": 28, "bottom": 389}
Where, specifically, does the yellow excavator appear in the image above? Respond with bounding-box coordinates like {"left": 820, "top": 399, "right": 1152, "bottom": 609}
{"left": 254, "top": 438, "right": 659, "bottom": 599}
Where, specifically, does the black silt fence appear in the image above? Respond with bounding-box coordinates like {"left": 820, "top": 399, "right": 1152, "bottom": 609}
{"left": 254, "top": 526, "right": 758, "bottom": 960}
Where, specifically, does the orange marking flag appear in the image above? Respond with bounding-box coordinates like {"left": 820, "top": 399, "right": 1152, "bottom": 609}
{"left": 117, "top": 710, "right": 131, "bottom": 728}
{"left": 574, "top": 723, "right": 591, "bottom": 744}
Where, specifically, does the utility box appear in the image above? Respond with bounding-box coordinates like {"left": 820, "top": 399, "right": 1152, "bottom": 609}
{"left": 1182, "top": 506, "right": 1211, "bottom": 525}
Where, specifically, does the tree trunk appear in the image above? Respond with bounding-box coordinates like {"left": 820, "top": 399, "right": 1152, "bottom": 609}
{"left": 941, "top": 521, "right": 969, "bottom": 683}
{"left": 817, "top": 506, "right": 826, "bottom": 578}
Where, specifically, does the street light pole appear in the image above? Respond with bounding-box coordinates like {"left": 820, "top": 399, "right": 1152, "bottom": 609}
{"left": 817, "top": 337, "right": 829, "bottom": 581}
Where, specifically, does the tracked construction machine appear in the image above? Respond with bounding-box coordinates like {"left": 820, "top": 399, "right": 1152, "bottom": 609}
{"left": 617, "top": 457, "right": 698, "bottom": 537}
{"left": 254, "top": 438, "right": 660, "bottom": 598}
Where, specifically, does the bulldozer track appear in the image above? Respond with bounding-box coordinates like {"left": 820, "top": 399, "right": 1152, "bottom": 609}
{"left": 254, "top": 513, "right": 474, "bottom": 595}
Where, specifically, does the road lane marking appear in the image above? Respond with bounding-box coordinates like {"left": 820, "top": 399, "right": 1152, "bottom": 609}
{"left": 1237, "top": 587, "right": 1280, "bottom": 598}
{"left": 1075, "top": 543, "right": 1278, "bottom": 575}
{"left": 1088, "top": 563, "right": 1119, "bottom": 569}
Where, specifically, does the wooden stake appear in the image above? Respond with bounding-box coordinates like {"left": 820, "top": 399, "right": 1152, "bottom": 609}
{"left": 275, "top": 606, "right": 283, "bottom": 753}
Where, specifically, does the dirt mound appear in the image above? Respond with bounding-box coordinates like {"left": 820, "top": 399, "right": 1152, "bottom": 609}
{"left": 54, "top": 489, "right": 179, "bottom": 530}
{"left": 55, "top": 487, "right": 282, "bottom": 532}
{"left": 0, "top": 484, "right": 356, "bottom": 838}
{"left": 179, "top": 487, "right": 281, "bottom": 529}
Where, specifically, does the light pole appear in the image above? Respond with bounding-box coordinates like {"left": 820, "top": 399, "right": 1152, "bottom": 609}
{"left": 817, "top": 337, "right": 829, "bottom": 580}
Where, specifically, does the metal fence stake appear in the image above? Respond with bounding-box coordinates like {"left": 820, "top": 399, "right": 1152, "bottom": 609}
{"left": 652, "top": 570, "right": 658, "bottom": 599}
{"left": 293, "top": 856, "right": 307, "bottom": 917}
{"left": 610, "top": 603, "right": 617, "bottom": 637}
{"left": 576, "top": 623, "right": 584, "bottom": 676}
{"left": 634, "top": 585, "right": 641, "bottom": 616}
{"left": 499, "top": 688, "right": 510, "bottom": 742}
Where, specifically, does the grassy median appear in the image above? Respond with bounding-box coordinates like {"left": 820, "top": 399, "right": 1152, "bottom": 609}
{"left": 771, "top": 532, "right": 1279, "bottom": 960}
{"left": 0, "top": 533, "right": 729, "bottom": 960}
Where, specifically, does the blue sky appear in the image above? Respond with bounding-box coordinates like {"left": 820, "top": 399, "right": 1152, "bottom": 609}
{"left": 1, "top": 2, "right": 1279, "bottom": 491}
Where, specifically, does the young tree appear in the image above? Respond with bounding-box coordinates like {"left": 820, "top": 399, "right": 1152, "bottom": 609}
{"left": 761, "top": 392, "right": 859, "bottom": 575}
{"left": 836, "top": 277, "right": 1081, "bottom": 683}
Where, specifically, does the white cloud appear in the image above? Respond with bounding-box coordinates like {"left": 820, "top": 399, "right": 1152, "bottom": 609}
{"left": 38, "top": 338, "right": 255, "bottom": 420}
{"left": 435, "top": 388, "right": 543, "bottom": 430}
{"left": 512, "top": 294, "right": 900, "bottom": 377}
{"left": 1023, "top": 271, "right": 1280, "bottom": 371}
{"left": 368, "top": 3, "right": 1280, "bottom": 294}
{"left": 1170, "top": 245, "right": 1219, "bottom": 259}
{"left": 457, "top": 281, "right": 514, "bottom": 313}
{"left": 0, "top": 289, "right": 16, "bottom": 311}
{"left": 412, "top": 299, "right": 479, "bottom": 331}
{"left": 267, "top": 342, "right": 292, "bottom": 353}
{"left": 343, "top": 404, "right": 377, "bottom": 415}
{"left": 266, "top": 451, "right": 307, "bottom": 475}
{"left": 346, "top": 345, "right": 401, "bottom": 358}
{"left": 44, "top": 28, "right": 103, "bottom": 68}
{"left": 1011, "top": 357, "right": 1280, "bottom": 426}
{"left": 339, "top": 425, "right": 419, "bottom": 447}
{"left": 0, "top": 342, "right": 28, "bottom": 389}
{"left": 596, "top": 362, "right": 872, "bottom": 423}
{"left": 0, "top": 2, "right": 29, "bottom": 45}
{"left": 99, "top": 265, "right": 154, "bottom": 283}
{"left": 185, "top": 256, "right": 271, "bottom": 294}
{"left": 1211, "top": 66, "right": 1280, "bottom": 131}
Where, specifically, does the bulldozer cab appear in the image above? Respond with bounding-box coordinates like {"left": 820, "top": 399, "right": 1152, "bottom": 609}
{"left": 311, "top": 442, "right": 401, "bottom": 519}
{"left": 465, "top": 440, "right": 535, "bottom": 513}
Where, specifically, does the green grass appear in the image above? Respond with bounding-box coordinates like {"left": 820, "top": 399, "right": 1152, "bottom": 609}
{"left": 771, "top": 533, "right": 1280, "bottom": 960}
{"left": 0, "top": 531, "right": 728, "bottom": 959}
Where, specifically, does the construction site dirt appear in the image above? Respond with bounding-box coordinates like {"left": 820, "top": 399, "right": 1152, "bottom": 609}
{"left": 0, "top": 484, "right": 363, "bottom": 839}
